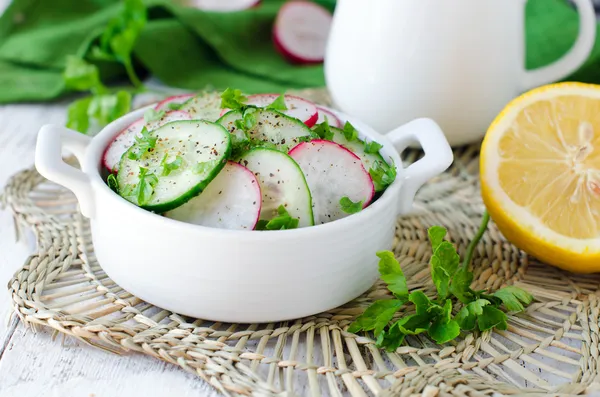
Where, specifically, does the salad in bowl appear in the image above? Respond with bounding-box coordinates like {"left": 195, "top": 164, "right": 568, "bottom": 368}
{"left": 102, "top": 89, "right": 398, "bottom": 231}
{"left": 35, "top": 88, "right": 452, "bottom": 322}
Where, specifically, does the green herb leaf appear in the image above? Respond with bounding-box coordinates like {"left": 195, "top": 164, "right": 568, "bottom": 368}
{"left": 255, "top": 205, "right": 300, "bottom": 230}
{"left": 376, "top": 323, "right": 405, "bottom": 352}
{"left": 493, "top": 286, "right": 533, "bottom": 312}
{"left": 161, "top": 154, "right": 183, "bottom": 177}
{"left": 167, "top": 102, "right": 184, "bottom": 111}
{"left": 107, "top": 174, "right": 119, "bottom": 192}
{"left": 369, "top": 160, "right": 397, "bottom": 189}
{"left": 408, "top": 290, "right": 435, "bottom": 315}
{"left": 220, "top": 88, "right": 248, "bottom": 110}
{"left": 66, "top": 97, "right": 92, "bottom": 133}
{"left": 394, "top": 313, "right": 431, "bottom": 335}
{"left": 429, "top": 240, "right": 460, "bottom": 301}
{"left": 193, "top": 160, "right": 218, "bottom": 176}
{"left": 455, "top": 299, "right": 490, "bottom": 330}
{"left": 128, "top": 127, "right": 157, "bottom": 160}
{"left": 428, "top": 226, "right": 446, "bottom": 251}
{"left": 313, "top": 119, "right": 334, "bottom": 141}
{"left": 63, "top": 56, "right": 104, "bottom": 93}
{"left": 266, "top": 95, "right": 288, "bottom": 111}
{"left": 429, "top": 318, "right": 460, "bottom": 344}
{"left": 92, "top": 0, "right": 146, "bottom": 87}
{"left": 122, "top": 166, "right": 158, "bottom": 206}
{"left": 449, "top": 266, "right": 475, "bottom": 304}
{"left": 144, "top": 108, "right": 165, "bottom": 123}
{"left": 88, "top": 90, "right": 132, "bottom": 127}
{"left": 477, "top": 305, "right": 508, "bottom": 331}
{"left": 347, "top": 299, "right": 403, "bottom": 336}
{"left": 342, "top": 121, "right": 359, "bottom": 141}
{"left": 364, "top": 141, "right": 383, "bottom": 154}
{"left": 242, "top": 107, "right": 258, "bottom": 130}
{"left": 376, "top": 251, "right": 408, "bottom": 300}
{"left": 339, "top": 196, "right": 363, "bottom": 214}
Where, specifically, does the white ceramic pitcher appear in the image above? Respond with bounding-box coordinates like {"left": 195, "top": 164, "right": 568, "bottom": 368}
{"left": 325, "top": 0, "right": 597, "bottom": 146}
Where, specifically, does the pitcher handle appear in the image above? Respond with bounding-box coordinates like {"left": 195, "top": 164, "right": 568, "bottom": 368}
{"left": 387, "top": 118, "right": 453, "bottom": 215}
{"left": 521, "top": 0, "right": 596, "bottom": 91}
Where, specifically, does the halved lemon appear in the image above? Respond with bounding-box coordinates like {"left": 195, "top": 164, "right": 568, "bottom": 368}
{"left": 481, "top": 82, "right": 600, "bottom": 273}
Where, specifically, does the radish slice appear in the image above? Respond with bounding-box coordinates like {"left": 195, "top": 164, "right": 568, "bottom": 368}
{"left": 246, "top": 94, "right": 318, "bottom": 127}
{"left": 273, "top": 1, "right": 332, "bottom": 64}
{"left": 289, "top": 140, "right": 374, "bottom": 224}
{"left": 187, "top": 0, "right": 260, "bottom": 12}
{"left": 179, "top": 93, "right": 223, "bottom": 122}
{"left": 165, "top": 162, "right": 261, "bottom": 230}
{"left": 315, "top": 106, "right": 342, "bottom": 128}
{"left": 154, "top": 94, "right": 195, "bottom": 111}
{"left": 103, "top": 110, "right": 192, "bottom": 173}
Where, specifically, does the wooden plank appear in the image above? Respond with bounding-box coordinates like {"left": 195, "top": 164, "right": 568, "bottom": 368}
{"left": 0, "top": 326, "right": 218, "bottom": 397}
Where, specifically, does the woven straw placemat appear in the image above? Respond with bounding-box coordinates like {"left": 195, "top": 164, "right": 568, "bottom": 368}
{"left": 2, "top": 89, "right": 600, "bottom": 397}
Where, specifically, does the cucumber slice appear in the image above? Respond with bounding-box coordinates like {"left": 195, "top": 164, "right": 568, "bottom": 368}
{"left": 217, "top": 109, "right": 248, "bottom": 145}
{"left": 239, "top": 148, "right": 314, "bottom": 227}
{"left": 218, "top": 108, "right": 312, "bottom": 153}
{"left": 179, "top": 93, "right": 222, "bottom": 121}
{"left": 289, "top": 140, "right": 374, "bottom": 224}
{"left": 117, "top": 120, "right": 231, "bottom": 213}
{"left": 329, "top": 126, "right": 390, "bottom": 192}
{"left": 165, "top": 161, "right": 261, "bottom": 230}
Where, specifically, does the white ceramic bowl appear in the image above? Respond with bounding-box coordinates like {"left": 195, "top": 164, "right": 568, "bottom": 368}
{"left": 35, "top": 106, "right": 452, "bottom": 323}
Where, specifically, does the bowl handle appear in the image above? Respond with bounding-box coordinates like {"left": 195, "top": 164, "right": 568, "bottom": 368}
{"left": 387, "top": 118, "right": 453, "bottom": 215}
{"left": 35, "top": 125, "right": 95, "bottom": 218}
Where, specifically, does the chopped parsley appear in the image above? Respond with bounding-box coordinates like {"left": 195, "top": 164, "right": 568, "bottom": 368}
{"left": 193, "top": 160, "right": 219, "bottom": 175}
{"left": 127, "top": 127, "right": 157, "bottom": 160}
{"left": 364, "top": 141, "right": 383, "bottom": 154}
{"left": 369, "top": 160, "right": 397, "bottom": 189}
{"left": 166, "top": 102, "right": 184, "bottom": 111}
{"left": 266, "top": 95, "right": 288, "bottom": 111}
{"left": 160, "top": 154, "right": 183, "bottom": 176}
{"left": 121, "top": 166, "right": 158, "bottom": 206}
{"left": 144, "top": 108, "right": 165, "bottom": 123}
{"left": 313, "top": 119, "right": 334, "bottom": 141}
{"left": 220, "top": 88, "right": 248, "bottom": 110}
{"left": 255, "top": 205, "right": 299, "bottom": 230}
{"left": 107, "top": 173, "right": 119, "bottom": 192}
{"left": 342, "top": 121, "right": 359, "bottom": 142}
{"left": 339, "top": 196, "right": 363, "bottom": 214}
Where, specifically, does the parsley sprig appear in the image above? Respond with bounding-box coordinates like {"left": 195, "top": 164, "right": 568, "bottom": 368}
{"left": 349, "top": 213, "right": 533, "bottom": 349}
{"left": 64, "top": 0, "right": 147, "bottom": 134}
{"left": 220, "top": 88, "right": 248, "bottom": 111}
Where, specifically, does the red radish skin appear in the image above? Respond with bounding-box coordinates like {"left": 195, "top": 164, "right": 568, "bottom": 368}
{"left": 289, "top": 139, "right": 375, "bottom": 224}
{"left": 315, "top": 106, "right": 342, "bottom": 127}
{"left": 154, "top": 94, "right": 195, "bottom": 111}
{"left": 188, "top": 0, "right": 260, "bottom": 12}
{"left": 102, "top": 119, "right": 144, "bottom": 172}
{"left": 273, "top": 1, "right": 332, "bottom": 64}
{"left": 247, "top": 94, "right": 318, "bottom": 127}
{"left": 103, "top": 110, "right": 193, "bottom": 173}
